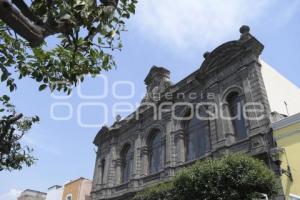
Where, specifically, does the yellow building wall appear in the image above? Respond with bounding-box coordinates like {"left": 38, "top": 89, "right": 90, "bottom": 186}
{"left": 62, "top": 179, "right": 81, "bottom": 200}
{"left": 274, "top": 121, "right": 300, "bottom": 199}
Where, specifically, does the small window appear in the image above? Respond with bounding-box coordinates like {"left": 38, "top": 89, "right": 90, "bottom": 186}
{"left": 227, "top": 92, "right": 247, "bottom": 140}
{"left": 66, "top": 194, "right": 72, "bottom": 200}
{"left": 185, "top": 110, "right": 211, "bottom": 161}
{"left": 148, "top": 129, "right": 165, "bottom": 174}
{"left": 121, "top": 144, "right": 133, "bottom": 183}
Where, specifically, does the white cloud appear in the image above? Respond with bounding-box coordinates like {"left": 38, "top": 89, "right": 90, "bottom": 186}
{"left": 0, "top": 189, "right": 22, "bottom": 200}
{"left": 132, "top": 0, "right": 299, "bottom": 52}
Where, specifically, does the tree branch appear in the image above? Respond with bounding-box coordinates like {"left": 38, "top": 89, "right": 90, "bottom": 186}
{"left": 0, "top": 0, "right": 44, "bottom": 46}
{"left": 0, "top": 0, "right": 119, "bottom": 47}
{"left": 11, "top": 0, "right": 42, "bottom": 24}
{"left": 0, "top": 113, "right": 23, "bottom": 142}
{"left": 7, "top": 113, "right": 23, "bottom": 125}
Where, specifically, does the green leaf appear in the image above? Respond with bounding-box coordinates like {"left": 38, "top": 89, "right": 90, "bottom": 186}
{"left": 103, "top": 55, "right": 110, "bottom": 67}
{"left": 1, "top": 73, "right": 8, "bottom": 82}
{"left": 128, "top": 4, "right": 136, "bottom": 14}
{"left": 36, "top": 74, "right": 43, "bottom": 82}
{"left": 39, "top": 84, "right": 47, "bottom": 91}
{"left": 2, "top": 95, "right": 10, "bottom": 102}
{"left": 9, "top": 84, "right": 14, "bottom": 92}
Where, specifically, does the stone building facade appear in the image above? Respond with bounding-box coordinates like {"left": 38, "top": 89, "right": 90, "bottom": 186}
{"left": 91, "top": 26, "right": 287, "bottom": 200}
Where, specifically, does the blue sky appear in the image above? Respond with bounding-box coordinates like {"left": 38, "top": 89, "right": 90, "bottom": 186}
{"left": 1, "top": 0, "right": 300, "bottom": 199}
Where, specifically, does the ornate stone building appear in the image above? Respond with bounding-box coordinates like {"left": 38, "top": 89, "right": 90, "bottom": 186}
{"left": 91, "top": 26, "right": 299, "bottom": 200}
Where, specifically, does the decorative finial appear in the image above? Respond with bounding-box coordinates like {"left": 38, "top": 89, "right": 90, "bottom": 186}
{"left": 203, "top": 52, "right": 211, "bottom": 59}
{"left": 116, "top": 115, "right": 121, "bottom": 122}
{"left": 239, "top": 25, "right": 250, "bottom": 34}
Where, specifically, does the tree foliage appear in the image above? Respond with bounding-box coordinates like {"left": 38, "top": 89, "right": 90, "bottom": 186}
{"left": 133, "top": 154, "right": 278, "bottom": 200}
{"left": 0, "top": 0, "right": 137, "bottom": 94}
{"left": 132, "top": 182, "right": 175, "bottom": 200}
{"left": 0, "top": 0, "right": 137, "bottom": 171}
{"left": 0, "top": 95, "right": 39, "bottom": 171}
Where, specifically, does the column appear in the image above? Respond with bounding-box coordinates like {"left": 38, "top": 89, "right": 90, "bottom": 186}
{"left": 165, "top": 121, "right": 172, "bottom": 166}
{"left": 222, "top": 102, "right": 236, "bottom": 145}
{"left": 214, "top": 94, "right": 227, "bottom": 148}
{"left": 133, "top": 133, "right": 141, "bottom": 179}
{"left": 174, "top": 129, "right": 185, "bottom": 165}
{"left": 92, "top": 156, "right": 100, "bottom": 190}
{"left": 242, "top": 78, "right": 259, "bottom": 131}
{"left": 114, "top": 159, "right": 122, "bottom": 185}
{"left": 140, "top": 146, "right": 149, "bottom": 176}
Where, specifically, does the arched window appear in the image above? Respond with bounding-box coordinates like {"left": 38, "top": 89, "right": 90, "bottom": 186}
{"left": 148, "top": 129, "right": 165, "bottom": 174}
{"left": 185, "top": 110, "right": 211, "bottom": 161}
{"left": 100, "top": 159, "right": 105, "bottom": 184}
{"left": 121, "top": 144, "right": 133, "bottom": 183}
{"left": 226, "top": 92, "right": 247, "bottom": 140}
{"left": 66, "top": 194, "right": 72, "bottom": 200}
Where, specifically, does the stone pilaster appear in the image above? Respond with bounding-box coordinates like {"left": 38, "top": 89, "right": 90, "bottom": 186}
{"left": 114, "top": 158, "right": 122, "bottom": 185}
{"left": 107, "top": 140, "right": 117, "bottom": 187}
{"left": 165, "top": 121, "right": 172, "bottom": 166}
{"left": 92, "top": 156, "right": 100, "bottom": 190}
{"left": 133, "top": 133, "right": 142, "bottom": 179}
{"left": 222, "top": 102, "right": 236, "bottom": 145}
{"left": 215, "top": 95, "right": 227, "bottom": 148}
{"left": 140, "top": 146, "right": 149, "bottom": 176}
{"left": 173, "top": 129, "right": 186, "bottom": 164}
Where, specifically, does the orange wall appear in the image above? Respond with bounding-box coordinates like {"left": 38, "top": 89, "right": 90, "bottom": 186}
{"left": 61, "top": 178, "right": 92, "bottom": 200}
{"left": 62, "top": 179, "right": 81, "bottom": 200}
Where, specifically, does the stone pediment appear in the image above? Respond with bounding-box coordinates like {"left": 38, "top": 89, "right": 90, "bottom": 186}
{"left": 199, "top": 25, "right": 264, "bottom": 75}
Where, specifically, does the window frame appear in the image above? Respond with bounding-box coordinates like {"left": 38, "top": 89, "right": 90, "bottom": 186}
{"left": 148, "top": 129, "right": 166, "bottom": 174}
{"left": 184, "top": 109, "right": 211, "bottom": 162}
{"left": 66, "top": 194, "right": 72, "bottom": 200}
{"left": 120, "top": 144, "right": 133, "bottom": 183}
{"left": 226, "top": 91, "right": 248, "bottom": 141}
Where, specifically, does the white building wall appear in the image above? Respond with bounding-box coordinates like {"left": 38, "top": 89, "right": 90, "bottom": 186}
{"left": 45, "top": 186, "right": 63, "bottom": 200}
{"left": 261, "top": 60, "right": 300, "bottom": 116}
